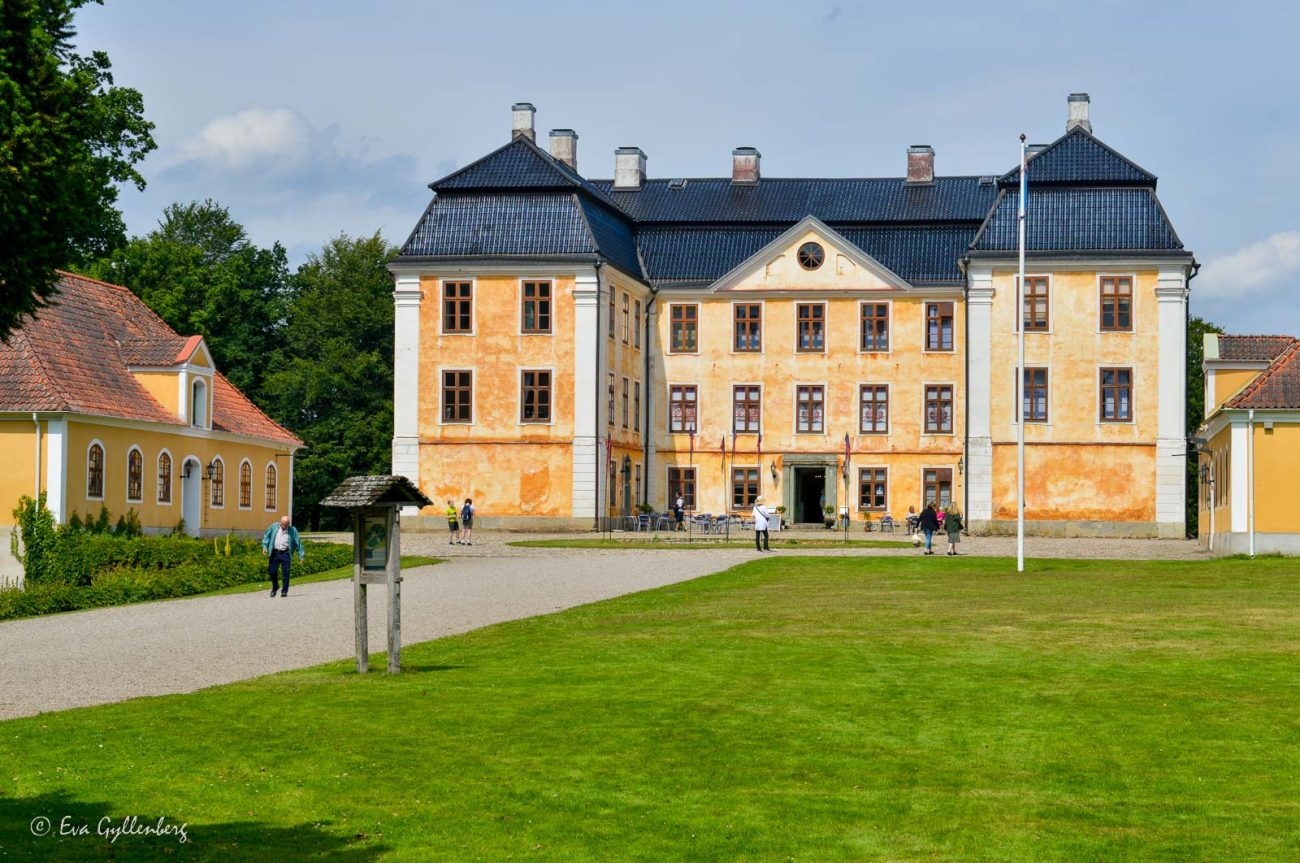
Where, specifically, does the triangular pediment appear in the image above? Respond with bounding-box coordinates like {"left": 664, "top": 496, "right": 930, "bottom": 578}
{"left": 710, "top": 216, "right": 912, "bottom": 293}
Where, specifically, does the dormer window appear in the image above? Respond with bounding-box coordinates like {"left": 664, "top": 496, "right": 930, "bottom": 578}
{"left": 191, "top": 378, "right": 208, "bottom": 427}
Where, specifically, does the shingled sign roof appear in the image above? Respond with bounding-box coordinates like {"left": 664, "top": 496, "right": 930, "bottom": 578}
{"left": 319, "top": 475, "right": 433, "bottom": 509}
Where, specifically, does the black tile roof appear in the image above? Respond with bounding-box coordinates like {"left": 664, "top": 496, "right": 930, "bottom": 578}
{"left": 590, "top": 176, "right": 998, "bottom": 223}
{"left": 1000, "top": 127, "right": 1157, "bottom": 187}
{"left": 970, "top": 188, "right": 1182, "bottom": 253}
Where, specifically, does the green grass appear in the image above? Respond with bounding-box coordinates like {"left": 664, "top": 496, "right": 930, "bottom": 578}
{"left": 509, "top": 537, "right": 910, "bottom": 549}
{"left": 3, "top": 555, "right": 1299, "bottom": 861}
{"left": 200, "top": 555, "right": 441, "bottom": 596}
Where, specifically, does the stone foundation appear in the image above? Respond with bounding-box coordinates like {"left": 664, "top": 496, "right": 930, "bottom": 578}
{"left": 402, "top": 514, "right": 594, "bottom": 533}
{"left": 969, "top": 519, "right": 1176, "bottom": 539}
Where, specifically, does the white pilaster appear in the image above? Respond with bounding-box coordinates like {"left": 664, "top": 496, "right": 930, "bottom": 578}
{"left": 45, "top": 418, "right": 68, "bottom": 524}
{"left": 966, "top": 267, "right": 995, "bottom": 523}
{"left": 1155, "top": 268, "right": 1189, "bottom": 535}
{"left": 392, "top": 275, "right": 423, "bottom": 511}
{"left": 571, "top": 270, "right": 600, "bottom": 520}
{"left": 1230, "top": 421, "right": 1247, "bottom": 533}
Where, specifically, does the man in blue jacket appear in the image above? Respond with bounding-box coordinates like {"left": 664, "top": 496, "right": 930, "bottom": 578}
{"left": 262, "top": 515, "right": 305, "bottom": 597}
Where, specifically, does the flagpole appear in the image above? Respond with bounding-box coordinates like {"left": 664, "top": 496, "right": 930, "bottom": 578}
{"left": 1016, "top": 133, "right": 1027, "bottom": 574}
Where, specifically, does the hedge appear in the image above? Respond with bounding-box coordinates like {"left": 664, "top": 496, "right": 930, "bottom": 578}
{"left": 0, "top": 541, "right": 353, "bottom": 621}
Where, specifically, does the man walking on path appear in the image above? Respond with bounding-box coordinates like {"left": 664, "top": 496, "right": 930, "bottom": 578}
{"left": 752, "top": 496, "right": 772, "bottom": 553}
{"left": 262, "top": 515, "right": 305, "bottom": 597}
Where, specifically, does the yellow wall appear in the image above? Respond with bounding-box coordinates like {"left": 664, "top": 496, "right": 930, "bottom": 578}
{"left": 1199, "top": 423, "right": 1233, "bottom": 541}
{"left": 604, "top": 272, "right": 653, "bottom": 514}
{"left": 0, "top": 421, "right": 40, "bottom": 521}
{"left": 992, "top": 443, "right": 1154, "bottom": 522}
{"left": 1251, "top": 422, "right": 1300, "bottom": 533}
{"left": 1211, "top": 369, "right": 1260, "bottom": 412}
{"left": 131, "top": 371, "right": 181, "bottom": 416}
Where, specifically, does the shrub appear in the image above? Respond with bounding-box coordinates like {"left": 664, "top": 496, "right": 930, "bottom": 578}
{"left": 10, "top": 494, "right": 59, "bottom": 583}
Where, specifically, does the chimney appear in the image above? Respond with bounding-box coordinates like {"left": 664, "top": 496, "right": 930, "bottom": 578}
{"left": 614, "top": 146, "right": 647, "bottom": 190}
{"left": 1067, "top": 93, "right": 1092, "bottom": 133}
{"left": 732, "top": 147, "right": 760, "bottom": 185}
{"left": 549, "top": 129, "right": 578, "bottom": 171}
{"left": 906, "top": 145, "right": 934, "bottom": 184}
{"left": 511, "top": 102, "right": 536, "bottom": 141}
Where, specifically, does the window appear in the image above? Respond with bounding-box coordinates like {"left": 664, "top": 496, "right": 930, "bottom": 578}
{"left": 210, "top": 458, "right": 224, "bottom": 507}
{"left": 733, "top": 386, "right": 761, "bottom": 433}
{"left": 442, "top": 281, "right": 473, "bottom": 333}
{"left": 859, "top": 385, "right": 889, "bottom": 434}
{"left": 442, "top": 370, "right": 472, "bottom": 423}
{"left": 797, "top": 303, "right": 825, "bottom": 352}
{"left": 796, "top": 385, "right": 825, "bottom": 433}
{"left": 669, "top": 304, "right": 698, "bottom": 353}
{"left": 633, "top": 382, "right": 641, "bottom": 432}
{"left": 668, "top": 467, "right": 697, "bottom": 510}
{"left": 622, "top": 293, "right": 630, "bottom": 344}
{"left": 634, "top": 299, "right": 642, "bottom": 348}
{"left": 239, "top": 460, "right": 252, "bottom": 508}
{"left": 608, "top": 290, "right": 615, "bottom": 338}
{"left": 521, "top": 370, "right": 552, "bottom": 423}
{"left": 797, "top": 242, "right": 824, "bottom": 270}
{"left": 925, "top": 302, "right": 954, "bottom": 351}
{"left": 608, "top": 373, "right": 615, "bottom": 425}
{"left": 734, "top": 304, "right": 762, "bottom": 352}
{"left": 732, "top": 467, "right": 760, "bottom": 509}
{"left": 127, "top": 448, "right": 143, "bottom": 502}
{"left": 1022, "top": 368, "right": 1049, "bottom": 423}
{"left": 924, "top": 385, "right": 954, "bottom": 434}
{"left": 157, "top": 452, "right": 172, "bottom": 504}
{"left": 923, "top": 468, "right": 953, "bottom": 508}
{"left": 635, "top": 463, "right": 641, "bottom": 499}
{"left": 191, "top": 379, "right": 207, "bottom": 427}
{"left": 1100, "top": 276, "right": 1133, "bottom": 331}
{"left": 1100, "top": 367, "right": 1133, "bottom": 422}
{"left": 521, "top": 280, "right": 552, "bottom": 334}
{"left": 621, "top": 377, "right": 629, "bottom": 428}
{"left": 859, "top": 468, "right": 887, "bottom": 511}
{"left": 860, "top": 303, "right": 889, "bottom": 351}
{"left": 265, "top": 464, "right": 277, "bottom": 510}
{"left": 87, "top": 443, "right": 104, "bottom": 498}
{"left": 669, "top": 385, "right": 697, "bottom": 433}
{"left": 1023, "top": 276, "right": 1049, "bottom": 332}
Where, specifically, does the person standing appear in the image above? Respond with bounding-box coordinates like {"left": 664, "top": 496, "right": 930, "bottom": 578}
{"left": 261, "top": 515, "right": 304, "bottom": 597}
{"left": 445, "top": 500, "right": 459, "bottom": 546}
{"left": 673, "top": 494, "right": 685, "bottom": 531}
{"left": 917, "top": 502, "right": 940, "bottom": 555}
{"left": 460, "top": 498, "right": 475, "bottom": 546}
{"left": 944, "top": 501, "right": 964, "bottom": 555}
{"left": 752, "top": 496, "right": 771, "bottom": 553}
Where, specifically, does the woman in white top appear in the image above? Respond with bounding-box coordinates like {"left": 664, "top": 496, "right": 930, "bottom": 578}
{"left": 751, "top": 496, "right": 771, "bottom": 552}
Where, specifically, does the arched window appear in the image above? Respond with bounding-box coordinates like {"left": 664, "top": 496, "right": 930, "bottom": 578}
{"left": 210, "top": 457, "right": 224, "bottom": 507}
{"left": 264, "top": 463, "right": 278, "bottom": 510}
{"left": 127, "top": 447, "right": 143, "bottom": 502}
{"left": 157, "top": 452, "right": 172, "bottom": 504}
{"left": 191, "top": 378, "right": 208, "bottom": 428}
{"left": 239, "top": 460, "right": 252, "bottom": 509}
{"left": 87, "top": 442, "right": 105, "bottom": 498}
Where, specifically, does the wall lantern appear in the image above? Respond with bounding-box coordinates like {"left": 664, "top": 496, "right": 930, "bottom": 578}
{"left": 182, "top": 460, "right": 193, "bottom": 479}
{"left": 205, "top": 460, "right": 218, "bottom": 481}
{"left": 958, "top": 457, "right": 964, "bottom": 475}
{"left": 620, "top": 454, "right": 631, "bottom": 479}
{"left": 770, "top": 461, "right": 778, "bottom": 481}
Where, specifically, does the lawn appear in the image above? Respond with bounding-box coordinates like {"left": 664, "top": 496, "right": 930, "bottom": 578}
{"left": 510, "top": 537, "right": 909, "bottom": 550}
{"left": 2, "top": 555, "right": 1298, "bottom": 861}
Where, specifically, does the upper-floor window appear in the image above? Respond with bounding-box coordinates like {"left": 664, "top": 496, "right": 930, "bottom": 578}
{"left": 442, "top": 370, "right": 472, "bottom": 423}
{"left": 239, "top": 460, "right": 252, "bottom": 508}
{"left": 860, "top": 303, "right": 889, "bottom": 351}
{"left": 157, "top": 452, "right": 172, "bottom": 504}
{"left": 669, "top": 304, "right": 698, "bottom": 353}
{"left": 521, "top": 280, "right": 552, "bottom": 334}
{"left": 521, "top": 370, "right": 552, "bottom": 423}
{"left": 87, "top": 442, "right": 104, "bottom": 498}
{"left": 925, "top": 302, "right": 954, "bottom": 351}
{"left": 442, "top": 281, "right": 473, "bottom": 333}
{"left": 633, "top": 381, "right": 641, "bottom": 431}
{"left": 634, "top": 299, "right": 642, "bottom": 349}
{"left": 621, "top": 293, "right": 630, "bottom": 344}
{"left": 733, "top": 385, "right": 761, "bottom": 433}
{"left": 669, "top": 385, "right": 697, "bottom": 433}
{"left": 796, "top": 385, "right": 825, "bottom": 433}
{"left": 1100, "top": 367, "right": 1133, "bottom": 421}
{"left": 924, "top": 384, "right": 954, "bottom": 434}
{"left": 607, "top": 373, "right": 615, "bottom": 425}
{"left": 1023, "top": 368, "right": 1049, "bottom": 423}
{"left": 265, "top": 464, "right": 277, "bottom": 510}
{"left": 126, "top": 447, "right": 143, "bottom": 502}
{"left": 608, "top": 290, "right": 615, "bottom": 338}
{"left": 210, "top": 457, "right": 225, "bottom": 507}
{"left": 1023, "top": 277, "right": 1049, "bottom": 332}
{"left": 621, "top": 377, "right": 629, "bottom": 428}
{"left": 1100, "top": 277, "right": 1133, "bottom": 331}
{"left": 734, "top": 304, "right": 762, "bottom": 352}
{"left": 191, "top": 378, "right": 207, "bottom": 427}
{"left": 796, "top": 303, "right": 825, "bottom": 352}
{"left": 859, "top": 385, "right": 889, "bottom": 434}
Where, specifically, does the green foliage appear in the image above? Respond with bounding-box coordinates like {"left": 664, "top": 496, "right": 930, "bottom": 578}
{"left": 80, "top": 200, "right": 290, "bottom": 397}
{"left": 10, "top": 493, "right": 58, "bottom": 582}
{"left": 91, "top": 504, "right": 110, "bottom": 534}
{"left": 0, "top": 0, "right": 156, "bottom": 339}
{"left": 67, "top": 510, "right": 83, "bottom": 531}
{"left": 1186, "top": 315, "right": 1223, "bottom": 537}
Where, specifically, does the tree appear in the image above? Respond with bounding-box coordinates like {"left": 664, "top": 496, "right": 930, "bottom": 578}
{"left": 1186, "top": 315, "right": 1223, "bottom": 537}
{"left": 263, "top": 233, "right": 396, "bottom": 529}
{"left": 82, "top": 200, "right": 289, "bottom": 398}
{"left": 0, "top": 0, "right": 155, "bottom": 340}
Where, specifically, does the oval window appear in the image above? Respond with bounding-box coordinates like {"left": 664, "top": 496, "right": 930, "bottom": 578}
{"left": 797, "top": 242, "right": 824, "bottom": 271}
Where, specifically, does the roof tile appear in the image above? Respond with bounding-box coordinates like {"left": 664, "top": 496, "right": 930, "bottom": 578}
{"left": 1225, "top": 339, "right": 1300, "bottom": 410}
{"left": 1217, "top": 335, "right": 1295, "bottom": 363}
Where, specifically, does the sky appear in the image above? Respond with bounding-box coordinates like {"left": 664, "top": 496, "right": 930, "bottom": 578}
{"left": 73, "top": 0, "right": 1300, "bottom": 336}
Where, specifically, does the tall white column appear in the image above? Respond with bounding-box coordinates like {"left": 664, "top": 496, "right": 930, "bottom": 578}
{"left": 1229, "top": 421, "right": 1248, "bottom": 534}
{"left": 966, "top": 267, "right": 995, "bottom": 525}
{"left": 45, "top": 418, "right": 67, "bottom": 524}
{"left": 392, "top": 275, "right": 423, "bottom": 512}
{"left": 571, "top": 270, "right": 600, "bottom": 520}
{"left": 1155, "top": 268, "right": 1189, "bottom": 537}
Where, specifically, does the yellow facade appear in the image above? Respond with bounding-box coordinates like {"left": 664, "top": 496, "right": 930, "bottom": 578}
{"left": 0, "top": 422, "right": 40, "bottom": 523}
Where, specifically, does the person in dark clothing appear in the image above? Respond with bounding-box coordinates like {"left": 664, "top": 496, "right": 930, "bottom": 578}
{"left": 944, "top": 502, "right": 965, "bottom": 555}
{"left": 673, "top": 495, "right": 685, "bottom": 531}
{"left": 918, "top": 503, "right": 941, "bottom": 555}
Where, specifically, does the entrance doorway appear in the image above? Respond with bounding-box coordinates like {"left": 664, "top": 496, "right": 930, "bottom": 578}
{"left": 181, "top": 458, "right": 201, "bottom": 537}
{"left": 794, "top": 467, "right": 826, "bottom": 523}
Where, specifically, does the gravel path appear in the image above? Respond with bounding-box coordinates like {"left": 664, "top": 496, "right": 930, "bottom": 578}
{"left": 0, "top": 531, "right": 1207, "bottom": 720}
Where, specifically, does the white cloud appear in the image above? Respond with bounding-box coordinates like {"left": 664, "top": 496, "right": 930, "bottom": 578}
{"left": 176, "top": 105, "right": 316, "bottom": 173}
{"left": 1197, "top": 231, "right": 1300, "bottom": 301}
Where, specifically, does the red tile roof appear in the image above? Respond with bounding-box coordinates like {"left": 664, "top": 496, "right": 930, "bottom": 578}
{"left": 1217, "top": 335, "right": 1295, "bottom": 363}
{"left": 1225, "top": 338, "right": 1300, "bottom": 410}
{"left": 0, "top": 272, "right": 301, "bottom": 446}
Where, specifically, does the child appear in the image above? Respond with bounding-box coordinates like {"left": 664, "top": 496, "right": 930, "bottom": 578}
{"left": 445, "top": 500, "right": 459, "bottom": 545}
